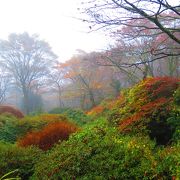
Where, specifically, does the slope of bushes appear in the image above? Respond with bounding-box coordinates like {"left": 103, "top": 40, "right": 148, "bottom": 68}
{"left": 105, "top": 77, "right": 180, "bottom": 145}
{"left": 31, "top": 119, "right": 180, "bottom": 179}
{"left": 0, "top": 77, "right": 179, "bottom": 179}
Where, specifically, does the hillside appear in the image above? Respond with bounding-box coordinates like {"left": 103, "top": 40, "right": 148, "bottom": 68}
{"left": 0, "top": 77, "right": 179, "bottom": 179}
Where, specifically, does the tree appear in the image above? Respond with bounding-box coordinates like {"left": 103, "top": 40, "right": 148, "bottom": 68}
{"left": 47, "top": 64, "right": 67, "bottom": 108}
{"left": 0, "top": 32, "right": 57, "bottom": 114}
{"left": 20, "top": 90, "right": 43, "bottom": 113}
{"left": 81, "top": 0, "right": 180, "bottom": 64}
{"left": 61, "top": 52, "right": 113, "bottom": 109}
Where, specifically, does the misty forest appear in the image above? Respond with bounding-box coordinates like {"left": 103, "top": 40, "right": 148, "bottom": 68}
{"left": 0, "top": 0, "right": 180, "bottom": 179}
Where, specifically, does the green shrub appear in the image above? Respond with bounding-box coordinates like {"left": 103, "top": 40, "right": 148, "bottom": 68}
{"left": 0, "top": 114, "right": 69, "bottom": 143}
{"left": 0, "top": 141, "right": 42, "bottom": 180}
{"left": 0, "top": 115, "right": 20, "bottom": 143}
{"left": 174, "top": 86, "right": 180, "bottom": 106}
{"left": 32, "top": 118, "right": 163, "bottom": 180}
{"left": 49, "top": 108, "right": 91, "bottom": 126}
{"left": 155, "top": 142, "right": 180, "bottom": 179}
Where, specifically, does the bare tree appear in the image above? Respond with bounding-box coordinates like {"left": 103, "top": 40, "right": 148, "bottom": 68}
{"left": 81, "top": 0, "right": 180, "bottom": 65}
{"left": 0, "top": 32, "right": 57, "bottom": 114}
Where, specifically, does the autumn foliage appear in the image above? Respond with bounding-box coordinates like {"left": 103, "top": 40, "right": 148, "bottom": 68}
{"left": 18, "top": 121, "right": 79, "bottom": 150}
{"left": 87, "top": 105, "right": 105, "bottom": 116}
{"left": 102, "top": 77, "right": 180, "bottom": 144}
{"left": 0, "top": 105, "right": 24, "bottom": 118}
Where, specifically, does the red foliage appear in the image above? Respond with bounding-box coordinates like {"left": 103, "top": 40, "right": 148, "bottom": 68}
{"left": 18, "top": 121, "right": 79, "bottom": 150}
{"left": 119, "top": 98, "right": 171, "bottom": 132}
{"left": 144, "top": 77, "right": 179, "bottom": 99}
{"left": 0, "top": 105, "right": 24, "bottom": 118}
{"left": 118, "top": 77, "right": 179, "bottom": 136}
{"left": 119, "top": 112, "right": 145, "bottom": 132}
{"left": 141, "top": 97, "right": 171, "bottom": 114}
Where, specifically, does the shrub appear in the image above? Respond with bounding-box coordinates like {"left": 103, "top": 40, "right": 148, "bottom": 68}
{"left": 107, "top": 77, "right": 179, "bottom": 145}
{"left": 0, "top": 141, "right": 42, "bottom": 180}
{"left": 0, "top": 105, "right": 24, "bottom": 118}
{"left": 86, "top": 105, "right": 105, "bottom": 116}
{"left": 18, "top": 121, "right": 79, "bottom": 150}
{"left": 0, "top": 114, "right": 20, "bottom": 143}
{"left": 32, "top": 119, "right": 166, "bottom": 179}
{"left": 49, "top": 108, "right": 91, "bottom": 126}
{"left": 155, "top": 142, "right": 180, "bottom": 179}
{"left": 0, "top": 114, "right": 69, "bottom": 143}
{"left": 174, "top": 86, "right": 180, "bottom": 106}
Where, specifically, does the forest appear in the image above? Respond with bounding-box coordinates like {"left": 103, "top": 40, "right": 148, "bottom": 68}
{"left": 0, "top": 0, "right": 179, "bottom": 179}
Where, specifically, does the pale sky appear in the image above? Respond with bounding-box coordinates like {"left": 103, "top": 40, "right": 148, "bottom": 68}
{"left": 0, "top": 0, "right": 111, "bottom": 62}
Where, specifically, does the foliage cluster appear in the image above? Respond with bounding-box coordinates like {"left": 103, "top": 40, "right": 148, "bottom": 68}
{"left": 107, "top": 77, "right": 180, "bottom": 144}
{"left": 0, "top": 106, "right": 24, "bottom": 118}
{"left": 0, "top": 114, "right": 19, "bottom": 143}
{"left": 0, "top": 141, "right": 42, "bottom": 180}
{"left": 0, "top": 114, "right": 68, "bottom": 143}
{"left": 49, "top": 107, "right": 91, "bottom": 126}
{"left": 86, "top": 98, "right": 113, "bottom": 117}
{"left": 32, "top": 119, "right": 180, "bottom": 179}
{"left": 18, "top": 121, "right": 79, "bottom": 150}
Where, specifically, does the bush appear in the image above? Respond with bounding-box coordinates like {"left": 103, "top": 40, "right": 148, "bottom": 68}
{"left": 0, "top": 114, "right": 20, "bottom": 143}
{"left": 49, "top": 108, "right": 91, "bottom": 126}
{"left": 32, "top": 119, "right": 167, "bottom": 179}
{"left": 0, "top": 105, "right": 24, "bottom": 118}
{"left": 0, "top": 114, "right": 69, "bottom": 143}
{"left": 0, "top": 141, "right": 42, "bottom": 180}
{"left": 86, "top": 98, "right": 114, "bottom": 117}
{"left": 156, "top": 142, "right": 180, "bottom": 179}
{"left": 18, "top": 121, "right": 79, "bottom": 150}
{"left": 174, "top": 86, "right": 180, "bottom": 106}
{"left": 107, "top": 77, "right": 179, "bottom": 145}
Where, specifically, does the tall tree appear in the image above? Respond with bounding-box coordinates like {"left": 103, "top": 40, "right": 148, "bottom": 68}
{"left": 0, "top": 32, "right": 57, "bottom": 114}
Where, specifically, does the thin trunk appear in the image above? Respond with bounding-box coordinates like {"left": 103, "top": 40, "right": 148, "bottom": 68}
{"left": 88, "top": 89, "right": 96, "bottom": 108}
{"left": 22, "top": 86, "right": 29, "bottom": 114}
{"left": 80, "top": 93, "right": 86, "bottom": 110}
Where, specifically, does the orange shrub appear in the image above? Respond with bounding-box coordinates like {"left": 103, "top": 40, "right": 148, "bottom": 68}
{"left": 29, "top": 114, "right": 68, "bottom": 122}
{"left": 87, "top": 105, "right": 105, "bottom": 116}
{"left": 0, "top": 105, "right": 24, "bottom": 118}
{"left": 18, "top": 121, "right": 79, "bottom": 150}
{"left": 144, "top": 77, "right": 179, "bottom": 99}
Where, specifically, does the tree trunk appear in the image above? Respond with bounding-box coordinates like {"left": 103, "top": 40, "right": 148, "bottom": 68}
{"left": 80, "top": 93, "right": 86, "bottom": 110}
{"left": 58, "top": 92, "right": 64, "bottom": 108}
{"left": 22, "top": 87, "right": 30, "bottom": 114}
{"left": 88, "top": 89, "right": 96, "bottom": 108}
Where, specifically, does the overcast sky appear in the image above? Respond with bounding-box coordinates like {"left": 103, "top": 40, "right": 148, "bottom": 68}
{"left": 0, "top": 0, "right": 111, "bottom": 62}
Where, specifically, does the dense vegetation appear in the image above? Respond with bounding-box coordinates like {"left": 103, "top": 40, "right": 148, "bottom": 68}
{"left": 0, "top": 77, "right": 179, "bottom": 179}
